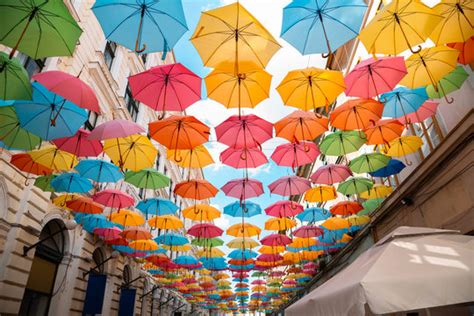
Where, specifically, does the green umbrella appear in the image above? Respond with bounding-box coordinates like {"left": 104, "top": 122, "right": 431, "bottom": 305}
{"left": 251, "top": 271, "right": 267, "bottom": 277}
{"left": 267, "top": 282, "right": 281, "bottom": 287}
{"left": 0, "top": 0, "right": 82, "bottom": 59}
{"left": 191, "top": 237, "right": 224, "bottom": 247}
{"left": 320, "top": 131, "right": 366, "bottom": 156}
{"left": 349, "top": 153, "right": 390, "bottom": 174}
{"left": 337, "top": 177, "right": 373, "bottom": 195}
{"left": 124, "top": 168, "right": 170, "bottom": 189}
{"left": 426, "top": 66, "right": 469, "bottom": 100}
{"left": 34, "top": 174, "right": 56, "bottom": 192}
{"left": 0, "top": 106, "right": 41, "bottom": 150}
{"left": 218, "top": 285, "right": 232, "bottom": 290}
{"left": 359, "top": 197, "right": 385, "bottom": 216}
{"left": 0, "top": 52, "right": 31, "bottom": 100}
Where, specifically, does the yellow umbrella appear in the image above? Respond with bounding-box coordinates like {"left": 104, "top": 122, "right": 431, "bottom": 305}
{"left": 52, "top": 193, "right": 81, "bottom": 210}
{"left": 214, "top": 272, "right": 230, "bottom": 280}
{"left": 129, "top": 239, "right": 159, "bottom": 251}
{"left": 430, "top": 0, "right": 474, "bottom": 45}
{"left": 264, "top": 217, "right": 296, "bottom": 231}
{"left": 252, "top": 285, "right": 266, "bottom": 292}
{"left": 147, "top": 215, "right": 183, "bottom": 230}
{"left": 197, "top": 248, "right": 226, "bottom": 258}
{"left": 384, "top": 136, "right": 423, "bottom": 158}
{"left": 110, "top": 209, "right": 145, "bottom": 226}
{"left": 283, "top": 252, "right": 301, "bottom": 264}
{"left": 29, "top": 146, "right": 78, "bottom": 170}
{"left": 400, "top": 46, "right": 459, "bottom": 90}
{"left": 226, "top": 237, "right": 260, "bottom": 249}
{"left": 205, "top": 62, "right": 271, "bottom": 109}
{"left": 288, "top": 238, "right": 316, "bottom": 249}
{"left": 162, "top": 244, "right": 191, "bottom": 252}
{"left": 227, "top": 222, "right": 261, "bottom": 238}
{"left": 277, "top": 68, "right": 345, "bottom": 111}
{"left": 358, "top": 0, "right": 443, "bottom": 55}
{"left": 167, "top": 145, "right": 214, "bottom": 169}
{"left": 104, "top": 135, "right": 157, "bottom": 171}
{"left": 258, "top": 245, "right": 286, "bottom": 254}
{"left": 300, "top": 250, "right": 321, "bottom": 261}
{"left": 142, "top": 263, "right": 159, "bottom": 270}
{"left": 321, "top": 217, "right": 350, "bottom": 230}
{"left": 347, "top": 215, "right": 370, "bottom": 226}
{"left": 304, "top": 185, "right": 337, "bottom": 203}
{"left": 360, "top": 184, "right": 393, "bottom": 200}
{"left": 200, "top": 269, "right": 212, "bottom": 275}
{"left": 182, "top": 204, "right": 221, "bottom": 221}
{"left": 217, "top": 280, "right": 231, "bottom": 286}
{"left": 199, "top": 276, "right": 214, "bottom": 283}
{"left": 190, "top": 2, "right": 281, "bottom": 72}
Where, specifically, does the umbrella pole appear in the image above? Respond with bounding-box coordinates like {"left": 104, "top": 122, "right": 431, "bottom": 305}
{"left": 134, "top": 7, "right": 147, "bottom": 53}
{"left": 394, "top": 16, "right": 422, "bottom": 53}
{"left": 8, "top": 9, "right": 38, "bottom": 59}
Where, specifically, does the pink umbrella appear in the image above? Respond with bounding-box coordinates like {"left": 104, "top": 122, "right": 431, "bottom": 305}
{"left": 293, "top": 225, "right": 324, "bottom": 238}
{"left": 397, "top": 101, "right": 439, "bottom": 124}
{"left": 32, "top": 71, "right": 100, "bottom": 113}
{"left": 220, "top": 147, "right": 268, "bottom": 169}
{"left": 52, "top": 128, "right": 103, "bottom": 157}
{"left": 283, "top": 279, "right": 297, "bottom": 286}
{"left": 304, "top": 262, "right": 318, "bottom": 269}
{"left": 268, "top": 176, "right": 311, "bottom": 197}
{"left": 264, "top": 201, "right": 303, "bottom": 218}
{"left": 303, "top": 268, "right": 316, "bottom": 275}
{"left": 268, "top": 271, "right": 285, "bottom": 277}
{"left": 88, "top": 119, "right": 145, "bottom": 140}
{"left": 221, "top": 178, "right": 264, "bottom": 200}
{"left": 251, "top": 280, "right": 266, "bottom": 285}
{"left": 215, "top": 114, "right": 273, "bottom": 148}
{"left": 257, "top": 254, "right": 283, "bottom": 262}
{"left": 187, "top": 223, "right": 223, "bottom": 238}
{"left": 260, "top": 234, "right": 292, "bottom": 246}
{"left": 271, "top": 141, "right": 320, "bottom": 169}
{"left": 92, "top": 189, "right": 135, "bottom": 208}
{"left": 344, "top": 56, "right": 407, "bottom": 98}
{"left": 93, "top": 226, "right": 122, "bottom": 240}
{"left": 310, "top": 164, "right": 352, "bottom": 185}
{"left": 128, "top": 63, "right": 201, "bottom": 115}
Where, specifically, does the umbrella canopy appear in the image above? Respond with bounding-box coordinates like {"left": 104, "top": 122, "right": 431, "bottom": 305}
{"left": 94, "top": 227, "right": 122, "bottom": 240}
{"left": 34, "top": 174, "right": 56, "bottom": 192}
{"left": 129, "top": 239, "right": 159, "bottom": 252}
{"left": 384, "top": 136, "right": 423, "bottom": 158}
{"left": 447, "top": 36, "right": 474, "bottom": 65}
{"left": 349, "top": 153, "right": 391, "bottom": 174}
{"left": 215, "top": 114, "right": 273, "bottom": 149}
{"left": 148, "top": 215, "right": 183, "bottom": 230}
{"left": 304, "top": 185, "right": 337, "bottom": 203}
{"left": 264, "top": 218, "right": 296, "bottom": 231}
{"left": 92, "top": 189, "right": 135, "bottom": 208}
{"left": 75, "top": 159, "right": 123, "bottom": 183}
{"left": 338, "top": 177, "right": 373, "bottom": 195}
{"left": 183, "top": 204, "right": 221, "bottom": 221}
{"left": 398, "top": 101, "right": 439, "bottom": 125}
{"left": 188, "top": 223, "right": 224, "bottom": 239}
{"left": 10, "top": 153, "right": 52, "bottom": 176}
{"left": 330, "top": 99, "right": 383, "bottom": 131}
{"left": 265, "top": 201, "right": 303, "bottom": 218}
{"left": 0, "top": 52, "right": 31, "bottom": 100}
{"left": 29, "top": 146, "right": 78, "bottom": 171}
{"left": 330, "top": 201, "right": 363, "bottom": 216}
{"left": 174, "top": 179, "right": 218, "bottom": 200}
{"left": 0, "top": 0, "right": 82, "bottom": 59}
{"left": 293, "top": 226, "right": 324, "bottom": 238}
{"left": 192, "top": 237, "right": 224, "bottom": 248}
{"left": 426, "top": 65, "right": 469, "bottom": 99}
{"left": 268, "top": 176, "right": 311, "bottom": 197}
{"left": 156, "top": 233, "right": 188, "bottom": 246}
{"left": 122, "top": 227, "right": 152, "bottom": 240}
{"left": 281, "top": 0, "right": 367, "bottom": 55}
{"left": 271, "top": 141, "right": 320, "bottom": 169}
{"left": 430, "top": 0, "right": 474, "bottom": 45}
{"left": 66, "top": 196, "right": 103, "bottom": 214}
{"left": 110, "top": 209, "right": 145, "bottom": 227}
{"left": 167, "top": 145, "right": 214, "bottom": 169}
{"left": 221, "top": 178, "right": 264, "bottom": 200}
{"left": 360, "top": 184, "right": 393, "bottom": 200}
{"left": 92, "top": 0, "right": 187, "bottom": 54}
{"left": 296, "top": 207, "right": 331, "bottom": 223}
{"left": 224, "top": 201, "right": 262, "bottom": 218}
{"left": 364, "top": 119, "right": 405, "bottom": 145}
{"left": 124, "top": 168, "right": 169, "bottom": 189}
{"left": 369, "top": 159, "right": 406, "bottom": 178}
{"left": 381, "top": 87, "right": 429, "bottom": 119}
{"left": 319, "top": 131, "right": 366, "bottom": 156}
{"left": 51, "top": 173, "right": 93, "bottom": 193}
{"left": 220, "top": 147, "right": 268, "bottom": 169}
{"left": 227, "top": 238, "right": 260, "bottom": 249}
{"left": 227, "top": 223, "right": 261, "bottom": 238}
{"left": 52, "top": 129, "right": 103, "bottom": 157}
{"left": 104, "top": 135, "right": 157, "bottom": 171}
{"left": 274, "top": 110, "right": 328, "bottom": 142}
{"left": 0, "top": 106, "right": 41, "bottom": 150}
{"left": 136, "top": 198, "right": 178, "bottom": 217}
{"left": 310, "top": 164, "right": 352, "bottom": 184}
{"left": 87, "top": 119, "right": 145, "bottom": 140}
{"left": 260, "top": 234, "right": 292, "bottom": 246}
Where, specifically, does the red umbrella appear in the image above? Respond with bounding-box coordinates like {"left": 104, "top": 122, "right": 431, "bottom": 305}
{"left": 447, "top": 36, "right": 474, "bottom": 65}
{"left": 215, "top": 114, "right": 273, "bottom": 148}
{"left": 268, "top": 176, "right": 311, "bottom": 197}
{"left": 330, "top": 201, "right": 363, "bottom": 216}
{"left": 260, "top": 234, "right": 292, "bottom": 246}
{"left": 329, "top": 98, "right": 384, "bottom": 130}
{"left": 229, "top": 259, "right": 254, "bottom": 266}
{"left": 88, "top": 119, "right": 145, "bottom": 140}
{"left": 104, "top": 237, "right": 129, "bottom": 246}
{"left": 220, "top": 147, "right": 268, "bottom": 169}
{"left": 264, "top": 201, "right": 303, "bottom": 218}
{"left": 269, "top": 271, "right": 285, "bottom": 277}
{"left": 187, "top": 223, "right": 224, "bottom": 238}
{"left": 283, "top": 279, "right": 298, "bottom": 285}
{"left": 270, "top": 141, "right": 319, "bottom": 169}
{"left": 52, "top": 128, "right": 103, "bottom": 157}
{"left": 344, "top": 57, "right": 407, "bottom": 99}
{"left": 397, "top": 101, "right": 439, "bottom": 124}
{"left": 257, "top": 254, "right": 283, "bottom": 262}
{"left": 233, "top": 272, "right": 249, "bottom": 278}
{"left": 293, "top": 225, "right": 324, "bottom": 238}
{"left": 32, "top": 71, "right": 100, "bottom": 113}
{"left": 128, "top": 63, "right": 201, "bottom": 116}
{"left": 221, "top": 178, "right": 264, "bottom": 200}
{"left": 310, "top": 164, "right": 352, "bottom": 185}
{"left": 66, "top": 196, "right": 104, "bottom": 214}
{"left": 92, "top": 189, "right": 135, "bottom": 208}
{"left": 251, "top": 280, "right": 266, "bottom": 285}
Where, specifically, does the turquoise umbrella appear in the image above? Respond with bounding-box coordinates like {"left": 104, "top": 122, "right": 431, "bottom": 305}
{"left": 51, "top": 172, "right": 93, "bottom": 193}
{"left": 75, "top": 159, "right": 123, "bottom": 183}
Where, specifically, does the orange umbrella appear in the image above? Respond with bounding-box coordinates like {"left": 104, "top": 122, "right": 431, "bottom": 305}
{"left": 174, "top": 179, "right": 218, "bottom": 200}
{"left": 364, "top": 119, "right": 405, "bottom": 146}
{"left": 11, "top": 153, "right": 53, "bottom": 176}
{"left": 447, "top": 36, "right": 474, "bottom": 65}
{"left": 66, "top": 196, "right": 103, "bottom": 214}
{"left": 122, "top": 226, "right": 152, "bottom": 240}
{"left": 330, "top": 99, "right": 383, "bottom": 131}
{"left": 330, "top": 201, "right": 363, "bottom": 216}
{"left": 274, "top": 110, "right": 328, "bottom": 142}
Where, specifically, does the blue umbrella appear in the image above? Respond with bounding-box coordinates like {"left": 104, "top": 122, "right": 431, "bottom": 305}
{"left": 296, "top": 207, "right": 330, "bottom": 223}
{"left": 381, "top": 87, "right": 429, "bottom": 119}
{"left": 51, "top": 172, "right": 93, "bottom": 193}
{"left": 75, "top": 159, "right": 123, "bottom": 183}
{"left": 75, "top": 214, "right": 119, "bottom": 233}
{"left": 229, "top": 264, "right": 254, "bottom": 270}
{"left": 228, "top": 249, "right": 258, "bottom": 260}
{"left": 281, "top": 0, "right": 367, "bottom": 55}
{"left": 318, "top": 228, "right": 347, "bottom": 243}
{"left": 13, "top": 82, "right": 87, "bottom": 140}
{"left": 174, "top": 255, "right": 198, "bottom": 266}
{"left": 92, "top": 0, "right": 188, "bottom": 55}
{"left": 136, "top": 198, "right": 178, "bottom": 218}
{"left": 224, "top": 201, "right": 262, "bottom": 218}
{"left": 234, "top": 287, "right": 249, "bottom": 292}
{"left": 233, "top": 278, "right": 249, "bottom": 283}
{"left": 113, "top": 245, "right": 139, "bottom": 254}
{"left": 369, "top": 159, "right": 406, "bottom": 177}
{"left": 155, "top": 233, "right": 188, "bottom": 246}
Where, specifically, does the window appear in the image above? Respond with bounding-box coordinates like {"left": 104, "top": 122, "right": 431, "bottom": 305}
{"left": 125, "top": 85, "right": 139, "bottom": 122}
{"left": 155, "top": 154, "right": 161, "bottom": 171}
{"left": 141, "top": 54, "right": 147, "bottom": 65}
{"left": 92, "top": 248, "right": 106, "bottom": 274}
{"left": 122, "top": 265, "right": 132, "bottom": 286}
{"left": 17, "top": 52, "right": 46, "bottom": 77}
{"left": 84, "top": 110, "right": 99, "bottom": 131}
{"left": 104, "top": 41, "right": 117, "bottom": 70}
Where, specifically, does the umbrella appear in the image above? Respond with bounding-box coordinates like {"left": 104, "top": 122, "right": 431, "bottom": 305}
{"left": 29, "top": 146, "right": 78, "bottom": 171}
{"left": 215, "top": 114, "right": 273, "bottom": 149}
{"left": 92, "top": 189, "right": 135, "bottom": 208}
{"left": 338, "top": 177, "right": 373, "bottom": 195}
{"left": 167, "top": 145, "right": 214, "bottom": 169}
{"left": 0, "top": 106, "right": 41, "bottom": 150}
{"left": 34, "top": 174, "right": 56, "bottom": 192}
{"left": 364, "top": 119, "right": 405, "bottom": 145}
{"left": 220, "top": 147, "right": 268, "bottom": 169}
{"left": 229, "top": 250, "right": 258, "bottom": 260}
{"left": 103, "top": 135, "right": 157, "bottom": 171}
{"left": 259, "top": 246, "right": 285, "bottom": 254}
{"left": 447, "top": 36, "right": 474, "bottom": 65}
{"left": 92, "top": 0, "right": 187, "bottom": 54}
{"left": 319, "top": 131, "right": 366, "bottom": 156}
{"left": 75, "top": 159, "right": 123, "bottom": 183}
{"left": 369, "top": 159, "right": 406, "bottom": 178}
{"left": 188, "top": 223, "right": 224, "bottom": 239}
{"left": 13, "top": 82, "right": 88, "bottom": 140}
{"left": 268, "top": 176, "right": 311, "bottom": 196}
{"left": 274, "top": 110, "right": 328, "bottom": 142}
{"left": 0, "top": 52, "right": 31, "bottom": 100}
{"left": 51, "top": 173, "right": 93, "bottom": 193}
{"left": 349, "top": 153, "right": 391, "bottom": 174}
{"left": 54, "top": 194, "right": 82, "bottom": 211}
{"left": 66, "top": 196, "right": 104, "bottom": 214}
{"left": 304, "top": 185, "right": 337, "bottom": 203}
{"left": 265, "top": 201, "right": 303, "bottom": 218}
{"left": 149, "top": 115, "right": 210, "bottom": 151}
{"left": 156, "top": 233, "right": 188, "bottom": 247}
{"left": 190, "top": 2, "right": 281, "bottom": 71}
{"left": 293, "top": 226, "right": 324, "bottom": 238}
{"left": 277, "top": 68, "right": 345, "bottom": 111}
{"left": 398, "top": 101, "right": 439, "bottom": 125}
{"left": 358, "top": 0, "right": 442, "bottom": 55}
{"left": 227, "top": 238, "right": 260, "bottom": 249}
{"left": 260, "top": 234, "right": 292, "bottom": 247}
{"left": 360, "top": 198, "right": 385, "bottom": 215}
{"left": 122, "top": 227, "right": 152, "bottom": 240}
{"left": 87, "top": 119, "right": 144, "bottom": 140}
{"left": 183, "top": 204, "right": 221, "bottom": 221}
{"left": 384, "top": 136, "right": 423, "bottom": 161}
{"left": 296, "top": 207, "right": 331, "bottom": 223}
{"left": 329, "top": 201, "right": 363, "bottom": 216}
{"left": 221, "top": 178, "right": 264, "bottom": 200}
{"left": 264, "top": 218, "right": 296, "bottom": 231}
{"left": 136, "top": 198, "right": 178, "bottom": 218}
{"left": 128, "top": 63, "right": 201, "bottom": 116}
{"left": 76, "top": 214, "right": 116, "bottom": 233}
{"left": 174, "top": 179, "right": 218, "bottom": 200}
{"left": 0, "top": 0, "right": 82, "bottom": 59}
{"left": 198, "top": 248, "right": 226, "bottom": 260}
{"left": 329, "top": 99, "right": 383, "bottom": 131}
{"left": 175, "top": 256, "right": 199, "bottom": 267}
{"left": 124, "top": 168, "right": 169, "bottom": 189}
{"left": 381, "top": 87, "right": 429, "bottom": 119}
{"left": 192, "top": 237, "right": 224, "bottom": 248}
{"left": 224, "top": 201, "right": 262, "bottom": 218}
{"left": 281, "top": 0, "right": 367, "bottom": 55}
{"left": 360, "top": 184, "right": 393, "bottom": 200}
{"left": 148, "top": 215, "right": 183, "bottom": 230}
{"left": 110, "top": 209, "right": 145, "bottom": 227}
{"left": 32, "top": 71, "right": 100, "bottom": 113}
{"left": 227, "top": 223, "right": 261, "bottom": 238}
{"left": 94, "top": 227, "right": 122, "bottom": 240}
{"left": 52, "top": 129, "right": 103, "bottom": 157}
{"left": 344, "top": 57, "right": 407, "bottom": 99}
{"left": 10, "top": 153, "right": 52, "bottom": 176}
{"left": 271, "top": 141, "right": 320, "bottom": 169}
{"left": 430, "top": 0, "right": 474, "bottom": 45}
{"left": 129, "top": 240, "right": 158, "bottom": 252}
{"left": 426, "top": 66, "right": 469, "bottom": 100}
{"left": 310, "top": 164, "right": 352, "bottom": 184}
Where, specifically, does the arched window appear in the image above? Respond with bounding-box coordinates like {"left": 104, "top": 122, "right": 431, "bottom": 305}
{"left": 92, "top": 248, "right": 106, "bottom": 274}
{"left": 123, "top": 264, "right": 132, "bottom": 286}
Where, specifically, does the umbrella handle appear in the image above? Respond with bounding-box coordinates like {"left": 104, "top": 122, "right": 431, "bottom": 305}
{"left": 409, "top": 45, "right": 422, "bottom": 54}
{"left": 135, "top": 43, "right": 146, "bottom": 53}
{"left": 158, "top": 111, "right": 166, "bottom": 120}
{"left": 444, "top": 95, "right": 454, "bottom": 104}
{"left": 173, "top": 150, "right": 182, "bottom": 163}
{"left": 321, "top": 52, "right": 331, "bottom": 58}
{"left": 313, "top": 109, "right": 323, "bottom": 119}
{"left": 134, "top": 8, "right": 147, "bottom": 53}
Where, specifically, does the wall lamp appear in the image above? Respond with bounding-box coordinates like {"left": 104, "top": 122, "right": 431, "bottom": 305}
{"left": 83, "top": 250, "right": 120, "bottom": 278}
{"left": 23, "top": 219, "right": 77, "bottom": 257}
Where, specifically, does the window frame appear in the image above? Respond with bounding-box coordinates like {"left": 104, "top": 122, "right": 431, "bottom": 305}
{"left": 103, "top": 41, "right": 117, "bottom": 70}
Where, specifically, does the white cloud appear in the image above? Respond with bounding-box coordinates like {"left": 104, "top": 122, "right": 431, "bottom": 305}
{"left": 214, "top": 215, "right": 230, "bottom": 230}
{"left": 247, "top": 164, "right": 272, "bottom": 177}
